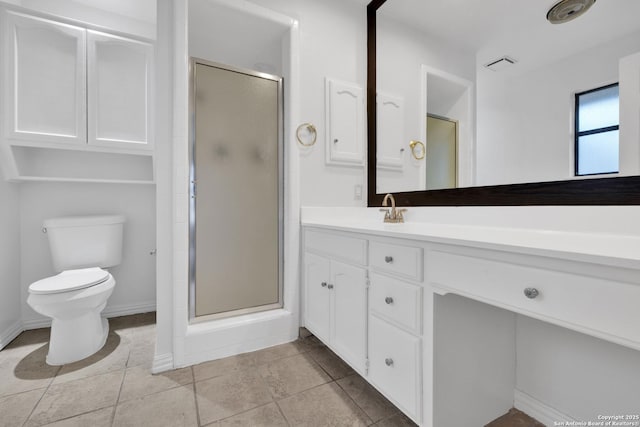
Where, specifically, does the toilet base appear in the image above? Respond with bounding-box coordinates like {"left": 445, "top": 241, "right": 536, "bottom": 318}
{"left": 46, "top": 313, "right": 109, "bottom": 366}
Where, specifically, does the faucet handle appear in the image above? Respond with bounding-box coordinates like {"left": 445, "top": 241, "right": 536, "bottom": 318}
{"left": 396, "top": 208, "right": 407, "bottom": 222}
{"left": 379, "top": 208, "right": 391, "bottom": 220}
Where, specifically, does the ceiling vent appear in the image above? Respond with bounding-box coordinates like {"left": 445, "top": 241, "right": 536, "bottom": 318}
{"left": 547, "top": 0, "right": 596, "bottom": 24}
{"left": 484, "top": 56, "right": 517, "bottom": 72}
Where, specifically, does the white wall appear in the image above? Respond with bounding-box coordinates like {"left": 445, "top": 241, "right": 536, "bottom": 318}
{"left": 0, "top": 173, "right": 21, "bottom": 348}
{"left": 19, "top": 182, "right": 156, "bottom": 328}
{"left": 476, "top": 30, "right": 640, "bottom": 186}
{"left": 239, "top": 0, "right": 368, "bottom": 207}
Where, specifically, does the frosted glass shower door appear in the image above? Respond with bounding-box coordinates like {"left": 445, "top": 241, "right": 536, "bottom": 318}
{"left": 191, "top": 60, "right": 282, "bottom": 319}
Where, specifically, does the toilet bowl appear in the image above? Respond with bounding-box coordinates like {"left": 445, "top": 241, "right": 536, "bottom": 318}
{"left": 26, "top": 215, "right": 125, "bottom": 365}
{"left": 28, "top": 268, "right": 115, "bottom": 365}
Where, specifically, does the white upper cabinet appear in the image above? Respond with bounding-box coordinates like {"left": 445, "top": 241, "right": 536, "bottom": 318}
{"left": 87, "top": 30, "right": 153, "bottom": 149}
{"left": 377, "top": 92, "right": 405, "bottom": 170}
{"left": 2, "top": 10, "right": 86, "bottom": 145}
{"left": 325, "top": 78, "right": 364, "bottom": 166}
{"left": 1, "top": 8, "right": 153, "bottom": 152}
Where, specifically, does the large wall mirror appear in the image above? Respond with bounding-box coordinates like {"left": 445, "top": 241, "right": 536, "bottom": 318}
{"left": 367, "top": 0, "right": 640, "bottom": 206}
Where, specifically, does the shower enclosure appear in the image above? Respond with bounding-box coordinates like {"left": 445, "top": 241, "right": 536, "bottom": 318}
{"left": 189, "top": 59, "right": 283, "bottom": 320}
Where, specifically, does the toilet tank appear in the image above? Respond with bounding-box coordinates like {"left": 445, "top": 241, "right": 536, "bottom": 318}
{"left": 43, "top": 215, "right": 125, "bottom": 272}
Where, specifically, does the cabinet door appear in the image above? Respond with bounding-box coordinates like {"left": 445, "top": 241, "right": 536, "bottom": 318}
{"left": 87, "top": 30, "right": 153, "bottom": 149}
{"left": 377, "top": 92, "right": 405, "bottom": 169}
{"left": 2, "top": 10, "right": 86, "bottom": 144}
{"left": 331, "top": 260, "right": 367, "bottom": 374}
{"left": 325, "top": 78, "right": 364, "bottom": 166}
{"left": 304, "top": 253, "right": 331, "bottom": 344}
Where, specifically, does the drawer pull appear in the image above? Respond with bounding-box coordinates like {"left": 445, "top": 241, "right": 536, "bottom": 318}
{"left": 385, "top": 297, "right": 394, "bottom": 305}
{"left": 385, "top": 358, "right": 394, "bottom": 367}
{"left": 321, "top": 282, "right": 327, "bottom": 287}
{"left": 524, "top": 287, "right": 539, "bottom": 299}
{"left": 327, "top": 284, "right": 334, "bottom": 289}
{"left": 384, "top": 256, "right": 393, "bottom": 263}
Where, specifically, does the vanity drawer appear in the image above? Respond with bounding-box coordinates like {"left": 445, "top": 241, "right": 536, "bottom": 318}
{"left": 370, "top": 273, "right": 421, "bottom": 334}
{"left": 428, "top": 251, "right": 640, "bottom": 347}
{"left": 305, "top": 229, "right": 367, "bottom": 265}
{"left": 370, "top": 241, "right": 423, "bottom": 281}
{"left": 369, "top": 315, "right": 421, "bottom": 423}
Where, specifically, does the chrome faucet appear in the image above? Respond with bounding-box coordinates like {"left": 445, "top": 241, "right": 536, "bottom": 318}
{"left": 379, "top": 193, "right": 407, "bottom": 223}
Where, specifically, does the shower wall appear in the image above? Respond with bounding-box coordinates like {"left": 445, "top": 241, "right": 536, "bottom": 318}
{"left": 191, "top": 60, "right": 282, "bottom": 318}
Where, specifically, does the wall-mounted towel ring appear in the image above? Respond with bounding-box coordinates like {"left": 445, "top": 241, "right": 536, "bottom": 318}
{"left": 296, "top": 123, "right": 317, "bottom": 147}
{"left": 409, "top": 140, "right": 425, "bottom": 160}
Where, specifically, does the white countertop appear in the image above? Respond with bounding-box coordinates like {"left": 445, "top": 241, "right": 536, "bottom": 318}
{"left": 301, "top": 207, "right": 640, "bottom": 269}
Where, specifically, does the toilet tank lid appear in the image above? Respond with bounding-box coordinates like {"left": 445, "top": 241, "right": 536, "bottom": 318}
{"left": 43, "top": 215, "right": 126, "bottom": 228}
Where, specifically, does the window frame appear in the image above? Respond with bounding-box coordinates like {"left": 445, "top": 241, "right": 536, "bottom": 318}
{"left": 574, "top": 82, "right": 620, "bottom": 177}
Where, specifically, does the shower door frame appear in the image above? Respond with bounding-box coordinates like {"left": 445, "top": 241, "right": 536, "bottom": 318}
{"left": 188, "top": 58, "right": 284, "bottom": 322}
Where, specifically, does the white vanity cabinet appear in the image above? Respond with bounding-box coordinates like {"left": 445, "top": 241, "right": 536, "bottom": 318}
{"left": 303, "top": 228, "right": 424, "bottom": 424}
{"left": 368, "top": 241, "right": 423, "bottom": 422}
{"left": 302, "top": 215, "right": 640, "bottom": 427}
{"left": 1, "top": 8, "right": 153, "bottom": 151}
{"left": 304, "top": 230, "right": 368, "bottom": 374}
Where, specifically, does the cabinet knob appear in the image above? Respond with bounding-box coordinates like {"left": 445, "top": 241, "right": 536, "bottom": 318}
{"left": 327, "top": 284, "right": 334, "bottom": 289}
{"left": 321, "top": 282, "right": 327, "bottom": 287}
{"left": 385, "top": 297, "right": 394, "bottom": 305}
{"left": 384, "top": 256, "right": 393, "bottom": 263}
{"left": 524, "top": 287, "right": 539, "bottom": 299}
{"left": 385, "top": 358, "right": 394, "bottom": 367}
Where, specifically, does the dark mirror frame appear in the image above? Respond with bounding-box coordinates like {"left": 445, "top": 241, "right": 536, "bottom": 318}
{"left": 367, "top": 0, "right": 640, "bottom": 206}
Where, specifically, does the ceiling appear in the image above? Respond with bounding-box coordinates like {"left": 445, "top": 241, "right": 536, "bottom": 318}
{"left": 379, "top": 0, "right": 640, "bottom": 69}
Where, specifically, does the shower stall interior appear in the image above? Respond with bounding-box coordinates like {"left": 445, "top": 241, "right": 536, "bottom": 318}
{"left": 189, "top": 59, "right": 283, "bottom": 320}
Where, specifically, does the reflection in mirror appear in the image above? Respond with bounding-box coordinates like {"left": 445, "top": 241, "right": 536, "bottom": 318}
{"left": 375, "top": 0, "right": 640, "bottom": 195}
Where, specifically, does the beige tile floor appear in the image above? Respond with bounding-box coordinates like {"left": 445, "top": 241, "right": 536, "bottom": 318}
{"left": 0, "top": 313, "right": 418, "bottom": 427}
{"left": 0, "top": 313, "right": 543, "bottom": 427}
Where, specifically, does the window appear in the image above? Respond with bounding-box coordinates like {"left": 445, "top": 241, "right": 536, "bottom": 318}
{"left": 575, "top": 83, "right": 619, "bottom": 176}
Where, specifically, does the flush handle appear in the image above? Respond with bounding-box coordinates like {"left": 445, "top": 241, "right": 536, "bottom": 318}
{"left": 385, "top": 297, "right": 394, "bottom": 305}
{"left": 384, "top": 256, "right": 393, "bottom": 263}
{"left": 524, "top": 287, "right": 539, "bottom": 299}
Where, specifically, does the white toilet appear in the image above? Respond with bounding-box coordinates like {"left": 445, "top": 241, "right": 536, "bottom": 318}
{"left": 27, "top": 215, "right": 125, "bottom": 365}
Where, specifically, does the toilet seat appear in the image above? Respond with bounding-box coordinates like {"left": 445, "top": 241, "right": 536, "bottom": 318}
{"left": 29, "top": 268, "right": 110, "bottom": 295}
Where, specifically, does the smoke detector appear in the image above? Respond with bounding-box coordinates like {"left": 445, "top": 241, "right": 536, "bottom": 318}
{"left": 547, "top": 0, "right": 596, "bottom": 24}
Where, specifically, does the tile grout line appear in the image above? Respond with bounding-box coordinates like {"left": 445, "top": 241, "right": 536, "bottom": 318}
{"left": 273, "top": 399, "right": 293, "bottom": 427}
{"left": 20, "top": 362, "right": 61, "bottom": 427}
{"left": 333, "top": 375, "right": 377, "bottom": 426}
{"left": 110, "top": 355, "right": 128, "bottom": 427}
{"left": 192, "top": 368, "right": 203, "bottom": 427}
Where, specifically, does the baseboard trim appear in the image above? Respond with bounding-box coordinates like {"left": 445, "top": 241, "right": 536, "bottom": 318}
{"left": 152, "top": 353, "right": 174, "bottom": 374}
{"left": 514, "top": 389, "right": 576, "bottom": 426}
{"left": 21, "top": 301, "right": 157, "bottom": 331}
{"left": 0, "top": 320, "right": 23, "bottom": 350}
{"left": 103, "top": 301, "right": 156, "bottom": 318}
{"left": 22, "top": 318, "right": 51, "bottom": 330}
